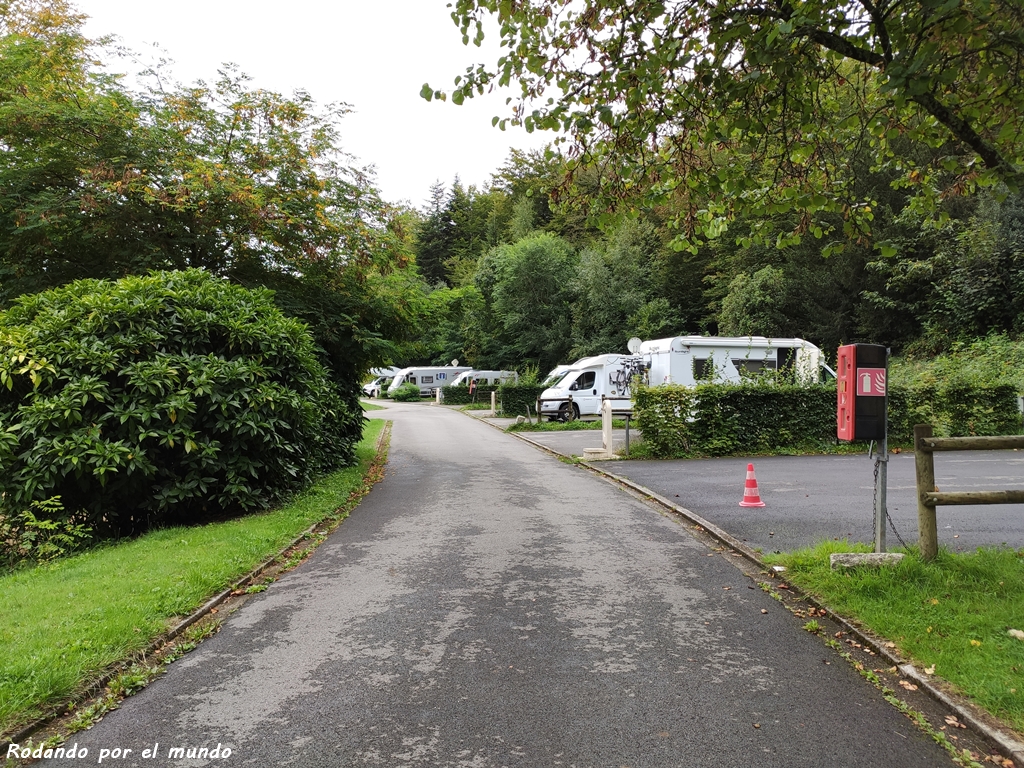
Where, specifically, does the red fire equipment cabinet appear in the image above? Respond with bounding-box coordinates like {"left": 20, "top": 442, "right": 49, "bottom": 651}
{"left": 837, "top": 344, "right": 888, "bottom": 442}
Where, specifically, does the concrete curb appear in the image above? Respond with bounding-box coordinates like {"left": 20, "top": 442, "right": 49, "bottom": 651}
{"left": 3, "top": 420, "right": 393, "bottom": 748}
{"left": 491, "top": 420, "right": 1024, "bottom": 766}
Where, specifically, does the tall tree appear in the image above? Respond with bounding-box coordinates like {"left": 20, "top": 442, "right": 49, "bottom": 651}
{"left": 475, "top": 232, "right": 578, "bottom": 371}
{"left": 429, "top": 0, "right": 1024, "bottom": 250}
{"left": 0, "top": 0, "right": 421, "bottom": 386}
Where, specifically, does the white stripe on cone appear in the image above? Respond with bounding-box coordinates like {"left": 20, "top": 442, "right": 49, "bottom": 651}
{"left": 739, "top": 462, "right": 765, "bottom": 507}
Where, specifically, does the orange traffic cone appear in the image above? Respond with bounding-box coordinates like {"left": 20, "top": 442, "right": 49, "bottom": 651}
{"left": 739, "top": 463, "right": 765, "bottom": 507}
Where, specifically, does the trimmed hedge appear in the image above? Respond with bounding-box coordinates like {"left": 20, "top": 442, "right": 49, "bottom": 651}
{"left": 0, "top": 269, "right": 356, "bottom": 534}
{"left": 498, "top": 383, "right": 546, "bottom": 418}
{"left": 635, "top": 381, "right": 1022, "bottom": 458}
{"left": 887, "top": 383, "right": 1021, "bottom": 441}
{"left": 442, "top": 384, "right": 499, "bottom": 405}
{"left": 390, "top": 383, "right": 422, "bottom": 402}
{"left": 634, "top": 383, "right": 836, "bottom": 458}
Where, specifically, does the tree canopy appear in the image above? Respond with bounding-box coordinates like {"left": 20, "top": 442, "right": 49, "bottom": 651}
{"left": 428, "top": 0, "right": 1024, "bottom": 251}
{"left": 0, "top": 0, "right": 421, "bottom": 378}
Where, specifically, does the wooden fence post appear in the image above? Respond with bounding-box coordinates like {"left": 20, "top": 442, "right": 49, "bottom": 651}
{"left": 914, "top": 424, "right": 938, "bottom": 561}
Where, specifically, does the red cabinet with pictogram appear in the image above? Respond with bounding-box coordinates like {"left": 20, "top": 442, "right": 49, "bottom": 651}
{"left": 837, "top": 344, "right": 888, "bottom": 442}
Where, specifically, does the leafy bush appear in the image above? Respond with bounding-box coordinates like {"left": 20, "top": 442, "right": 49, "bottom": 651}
{"left": 498, "top": 383, "right": 546, "bottom": 418}
{"left": 889, "top": 336, "right": 1024, "bottom": 438}
{"left": 0, "top": 269, "right": 356, "bottom": 534}
{"left": 391, "top": 383, "right": 423, "bottom": 402}
{"left": 0, "top": 497, "right": 92, "bottom": 569}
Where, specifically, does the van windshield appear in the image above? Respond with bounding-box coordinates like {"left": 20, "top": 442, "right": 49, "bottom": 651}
{"left": 552, "top": 371, "right": 578, "bottom": 389}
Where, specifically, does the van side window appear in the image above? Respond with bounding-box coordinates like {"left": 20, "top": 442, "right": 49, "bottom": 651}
{"left": 409, "top": 377, "right": 417, "bottom": 385}
{"left": 421, "top": 376, "right": 433, "bottom": 384}
{"left": 572, "top": 371, "right": 596, "bottom": 390}
{"left": 732, "top": 358, "right": 777, "bottom": 374}
{"left": 693, "top": 358, "right": 712, "bottom": 380}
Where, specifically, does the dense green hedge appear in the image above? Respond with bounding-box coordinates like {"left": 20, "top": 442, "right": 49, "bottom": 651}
{"left": 0, "top": 270, "right": 356, "bottom": 534}
{"left": 634, "top": 383, "right": 836, "bottom": 458}
{"left": 442, "top": 384, "right": 499, "bottom": 405}
{"left": 390, "top": 383, "right": 422, "bottom": 402}
{"left": 888, "top": 383, "right": 1021, "bottom": 441}
{"left": 498, "top": 383, "right": 546, "bottom": 418}
{"left": 635, "top": 381, "right": 1022, "bottom": 458}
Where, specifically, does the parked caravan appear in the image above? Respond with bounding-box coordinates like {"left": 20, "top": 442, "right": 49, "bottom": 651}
{"left": 449, "top": 370, "right": 519, "bottom": 387}
{"left": 641, "top": 336, "right": 830, "bottom": 386}
{"left": 538, "top": 354, "right": 647, "bottom": 421}
{"left": 387, "top": 366, "right": 472, "bottom": 397}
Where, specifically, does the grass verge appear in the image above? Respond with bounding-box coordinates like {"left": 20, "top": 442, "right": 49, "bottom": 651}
{"left": 506, "top": 419, "right": 629, "bottom": 432}
{"left": 0, "top": 419, "right": 386, "bottom": 738}
{"left": 765, "top": 541, "right": 1024, "bottom": 734}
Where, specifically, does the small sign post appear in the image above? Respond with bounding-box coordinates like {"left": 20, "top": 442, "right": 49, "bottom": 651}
{"left": 837, "top": 344, "right": 890, "bottom": 552}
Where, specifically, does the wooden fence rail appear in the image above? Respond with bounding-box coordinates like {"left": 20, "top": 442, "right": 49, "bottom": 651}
{"left": 914, "top": 424, "right": 1024, "bottom": 560}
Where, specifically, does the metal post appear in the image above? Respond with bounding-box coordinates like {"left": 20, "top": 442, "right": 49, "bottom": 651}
{"left": 914, "top": 424, "right": 938, "bottom": 561}
{"left": 624, "top": 415, "right": 631, "bottom": 457}
{"left": 873, "top": 347, "right": 891, "bottom": 553}
{"left": 874, "top": 440, "right": 888, "bottom": 553}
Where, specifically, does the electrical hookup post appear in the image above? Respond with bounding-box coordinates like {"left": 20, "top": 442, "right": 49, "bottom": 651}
{"left": 837, "top": 344, "right": 890, "bottom": 552}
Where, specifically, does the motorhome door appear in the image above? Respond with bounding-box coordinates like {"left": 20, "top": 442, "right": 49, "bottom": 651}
{"left": 567, "top": 369, "right": 600, "bottom": 415}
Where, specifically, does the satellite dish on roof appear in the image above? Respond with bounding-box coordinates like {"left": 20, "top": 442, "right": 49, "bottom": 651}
{"left": 451, "top": 359, "right": 459, "bottom": 367}
{"left": 627, "top": 337, "right": 642, "bottom": 354}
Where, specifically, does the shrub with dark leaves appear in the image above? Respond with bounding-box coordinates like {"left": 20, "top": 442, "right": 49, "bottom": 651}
{"left": 0, "top": 270, "right": 357, "bottom": 534}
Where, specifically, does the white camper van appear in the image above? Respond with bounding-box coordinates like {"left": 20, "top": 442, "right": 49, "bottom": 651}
{"left": 362, "top": 366, "right": 402, "bottom": 398}
{"left": 539, "top": 354, "right": 647, "bottom": 421}
{"left": 387, "top": 366, "right": 472, "bottom": 397}
{"left": 449, "top": 370, "right": 519, "bottom": 387}
{"left": 541, "top": 364, "right": 572, "bottom": 388}
{"left": 641, "top": 336, "right": 829, "bottom": 386}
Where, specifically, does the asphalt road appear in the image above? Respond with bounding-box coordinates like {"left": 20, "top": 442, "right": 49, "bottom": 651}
{"left": 38, "top": 403, "right": 965, "bottom": 767}
{"left": 535, "top": 442, "right": 1024, "bottom": 555}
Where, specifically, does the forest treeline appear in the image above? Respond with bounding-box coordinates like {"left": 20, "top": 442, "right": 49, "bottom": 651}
{"left": 405, "top": 150, "right": 1024, "bottom": 374}
{"left": 3, "top": 0, "right": 1023, "bottom": 383}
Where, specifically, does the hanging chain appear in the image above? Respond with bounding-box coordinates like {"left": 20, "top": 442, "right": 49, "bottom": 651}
{"left": 873, "top": 453, "right": 908, "bottom": 549}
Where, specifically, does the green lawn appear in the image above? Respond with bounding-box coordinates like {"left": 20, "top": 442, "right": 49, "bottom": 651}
{"left": 766, "top": 541, "right": 1024, "bottom": 733}
{"left": 0, "top": 419, "right": 385, "bottom": 736}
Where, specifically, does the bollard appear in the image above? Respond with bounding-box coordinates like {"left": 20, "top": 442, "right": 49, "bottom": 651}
{"left": 601, "top": 397, "right": 613, "bottom": 453}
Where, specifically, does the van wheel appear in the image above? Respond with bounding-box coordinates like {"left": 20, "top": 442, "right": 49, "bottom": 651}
{"left": 558, "top": 403, "right": 579, "bottom": 422}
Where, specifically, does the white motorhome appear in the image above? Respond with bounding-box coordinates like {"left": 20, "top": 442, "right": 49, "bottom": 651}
{"left": 539, "top": 354, "right": 647, "bottom": 421}
{"left": 541, "top": 364, "right": 572, "bottom": 388}
{"left": 387, "top": 366, "right": 472, "bottom": 397}
{"left": 449, "top": 370, "right": 519, "bottom": 387}
{"left": 641, "top": 336, "right": 830, "bottom": 386}
{"left": 362, "top": 366, "right": 402, "bottom": 398}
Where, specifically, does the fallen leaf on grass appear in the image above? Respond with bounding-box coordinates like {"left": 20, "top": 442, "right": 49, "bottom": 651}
{"left": 1008, "top": 629, "right": 1024, "bottom": 641}
{"left": 924, "top": 665, "right": 936, "bottom": 675}
{"left": 970, "top": 639, "right": 982, "bottom": 647}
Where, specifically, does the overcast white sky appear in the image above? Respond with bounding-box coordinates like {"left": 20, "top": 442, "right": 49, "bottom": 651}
{"left": 78, "top": 0, "right": 549, "bottom": 210}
